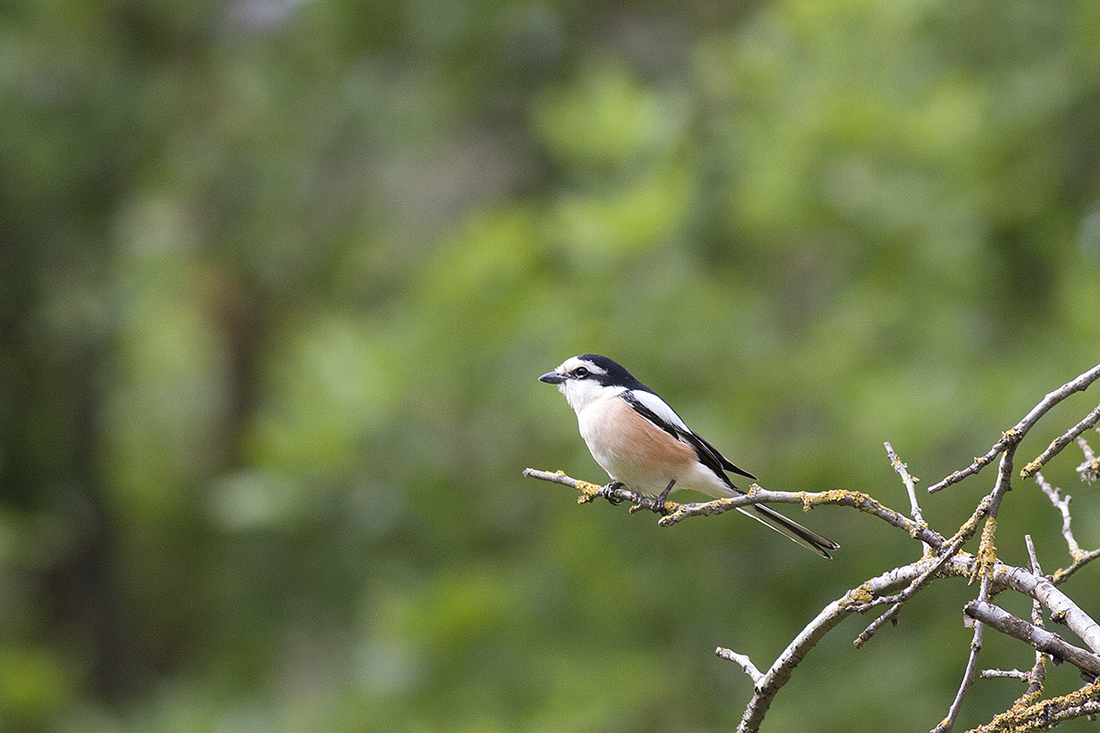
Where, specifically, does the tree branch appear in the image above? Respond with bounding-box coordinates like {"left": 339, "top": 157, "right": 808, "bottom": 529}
{"left": 1020, "top": 403, "right": 1100, "bottom": 479}
{"left": 927, "top": 363, "right": 1100, "bottom": 494}
{"left": 1021, "top": 535, "right": 1047, "bottom": 701}
{"left": 886, "top": 441, "right": 927, "bottom": 534}
{"left": 716, "top": 647, "right": 763, "bottom": 685}
{"left": 968, "top": 681, "right": 1100, "bottom": 733}
{"left": 731, "top": 560, "right": 929, "bottom": 732}
{"left": 1035, "top": 472, "right": 1083, "bottom": 559}
{"left": 522, "top": 468, "right": 944, "bottom": 546}
{"left": 1078, "top": 434, "right": 1099, "bottom": 484}
{"left": 1032, "top": 462, "right": 1100, "bottom": 584}
{"left": 852, "top": 495, "right": 989, "bottom": 648}
{"left": 964, "top": 601, "right": 1100, "bottom": 681}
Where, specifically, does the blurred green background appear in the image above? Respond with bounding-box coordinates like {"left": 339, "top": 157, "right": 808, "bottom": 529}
{"left": 3, "top": 0, "right": 1100, "bottom": 731}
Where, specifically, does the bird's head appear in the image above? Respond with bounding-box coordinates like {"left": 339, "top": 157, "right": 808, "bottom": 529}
{"left": 539, "top": 354, "right": 640, "bottom": 412}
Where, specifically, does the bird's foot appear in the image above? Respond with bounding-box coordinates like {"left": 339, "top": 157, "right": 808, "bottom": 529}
{"left": 653, "top": 479, "right": 676, "bottom": 515}
{"left": 601, "top": 481, "right": 625, "bottom": 505}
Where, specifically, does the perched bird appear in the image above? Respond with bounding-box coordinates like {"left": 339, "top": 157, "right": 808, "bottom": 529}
{"left": 539, "top": 354, "right": 839, "bottom": 558}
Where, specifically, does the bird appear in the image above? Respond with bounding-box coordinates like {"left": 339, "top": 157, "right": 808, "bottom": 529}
{"left": 539, "top": 354, "right": 839, "bottom": 558}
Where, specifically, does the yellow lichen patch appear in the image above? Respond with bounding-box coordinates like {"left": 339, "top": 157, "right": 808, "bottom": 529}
{"left": 630, "top": 498, "right": 682, "bottom": 515}
{"left": 906, "top": 521, "right": 929, "bottom": 541}
{"left": 801, "top": 488, "right": 871, "bottom": 511}
{"left": 972, "top": 679, "right": 1100, "bottom": 732}
{"left": 574, "top": 479, "right": 602, "bottom": 503}
{"left": 945, "top": 496, "right": 990, "bottom": 550}
{"left": 658, "top": 509, "right": 681, "bottom": 524}
{"left": 842, "top": 582, "right": 876, "bottom": 607}
{"left": 970, "top": 517, "right": 998, "bottom": 584}
{"left": 1020, "top": 458, "right": 1043, "bottom": 478}
{"left": 1009, "top": 681, "right": 1044, "bottom": 711}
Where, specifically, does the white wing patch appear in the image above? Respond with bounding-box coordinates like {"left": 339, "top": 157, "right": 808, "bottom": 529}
{"left": 629, "top": 389, "right": 692, "bottom": 435}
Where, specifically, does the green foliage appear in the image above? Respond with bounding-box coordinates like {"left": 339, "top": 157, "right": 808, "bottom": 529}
{"left": 3, "top": 0, "right": 1100, "bottom": 731}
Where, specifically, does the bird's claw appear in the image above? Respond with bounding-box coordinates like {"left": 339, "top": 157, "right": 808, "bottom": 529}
{"left": 602, "top": 481, "right": 625, "bottom": 505}
{"left": 653, "top": 479, "right": 676, "bottom": 514}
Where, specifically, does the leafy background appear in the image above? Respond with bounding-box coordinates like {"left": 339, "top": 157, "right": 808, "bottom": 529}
{"left": 3, "top": 0, "right": 1100, "bottom": 731}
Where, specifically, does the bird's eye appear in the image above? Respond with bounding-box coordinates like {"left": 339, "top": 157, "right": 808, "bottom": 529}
{"left": 573, "top": 366, "right": 589, "bottom": 378}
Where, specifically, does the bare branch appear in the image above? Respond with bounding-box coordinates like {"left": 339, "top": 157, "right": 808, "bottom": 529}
{"left": 1022, "top": 535, "right": 1047, "bottom": 700}
{"left": 716, "top": 647, "right": 763, "bottom": 685}
{"left": 1031, "top": 470, "right": 1100, "bottom": 584}
{"left": 522, "top": 468, "right": 606, "bottom": 497}
{"left": 934, "top": 433, "right": 1030, "bottom": 732}
{"left": 1051, "top": 548, "right": 1100, "bottom": 585}
{"left": 964, "top": 601, "right": 1100, "bottom": 681}
{"left": 928, "top": 363, "right": 1100, "bottom": 493}
{"left": 933, "top": 448, "right": 1022, "bottom": 733}
{"left": 992, "top": 561, "right": 1100, "bottom": 655}
{"left": 853, "top": 496, "right": 990, "bottom": 648}
{"left": 1035, "top": 472, "right": 1082, "bottom": 558}
{"left": 886, "top": 441, "right": 926, "bottom": 528}
{"left": 934, "top": 573, "right": 992, "bottom": 733}
{"left": 522, "top": 468, "right": 945, "bottom": 547}
{"left": 734, "top": 561, "right": 929, "bottom": 733}
{"left": 980, "top": 669, "right": 1032, "bottom": 681}
{"left": 1078, "top": 434, "right": 1099, "bottom": 484}
{"left": 1021, "top": 403, "right": 1100, "bottom": 479}
{"left": 723, "top": 548, "right": 1100, "bottom": 732}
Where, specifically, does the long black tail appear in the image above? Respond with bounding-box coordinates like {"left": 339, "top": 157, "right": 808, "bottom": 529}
{"left": 737, "top": 503, "right": 839, "bottom": 559}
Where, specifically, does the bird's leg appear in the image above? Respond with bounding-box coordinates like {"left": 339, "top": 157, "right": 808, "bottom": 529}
{"left": 654, "top": 479, "right": 676, "bottom": 514}
{"left": 602, "top": 480, "right": 625, "bottom": 505}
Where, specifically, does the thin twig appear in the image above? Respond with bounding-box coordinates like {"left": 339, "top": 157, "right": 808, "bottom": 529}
{"left": 1051, "top": 548, "right": 1100, "bottom": 586}
{"left": 980, "top": 669, "right": 1031, "bottom": 681}
{"left": 1035, "top": 472, "right": 1082, "bottom": 558}
{"left": 1032, "top": 470, "right": 1100, "bottom": 584}
{"left": 1022, "top": 535, "right": 1047, "bottom": 700}
{"left": 1021, "top": 403, "right": 1100, "bottom": 479}
{"left": 716, "top": 647, "right": 763, "bottom": 685}
{"left": 1078, "top": 434, "right": 1099, "bottom": 484}
{"left": 853, "top": 496, "right": 990, "bottom": 648}
{"left": 933, "top": 573, "right": 991, "bottom": 733}
{"left": 936, "top": 444, "right": 1023, "bottom": 733}
{"left": 886, "top": 441, "right": 925, "bottom": 527}
{"left": 928, "top": 363, "right": 1100, "bottom": 493}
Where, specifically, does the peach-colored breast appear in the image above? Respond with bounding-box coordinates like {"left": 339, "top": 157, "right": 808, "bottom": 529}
{"left": 579, "top": 395, "right": 730, "bottom": 496}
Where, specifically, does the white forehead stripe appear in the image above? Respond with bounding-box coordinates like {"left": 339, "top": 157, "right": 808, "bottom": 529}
{"left": 560, "top": 357, "right": 607, "bottom": 375}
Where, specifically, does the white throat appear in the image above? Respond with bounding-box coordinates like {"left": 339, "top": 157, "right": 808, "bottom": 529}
{"left": 559, "top": 380, "right": 625, "bottom": 414}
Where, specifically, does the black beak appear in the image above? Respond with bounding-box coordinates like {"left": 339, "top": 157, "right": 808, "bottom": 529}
{"left": 539, "top": 371, "right": 566, "bottom": 384}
